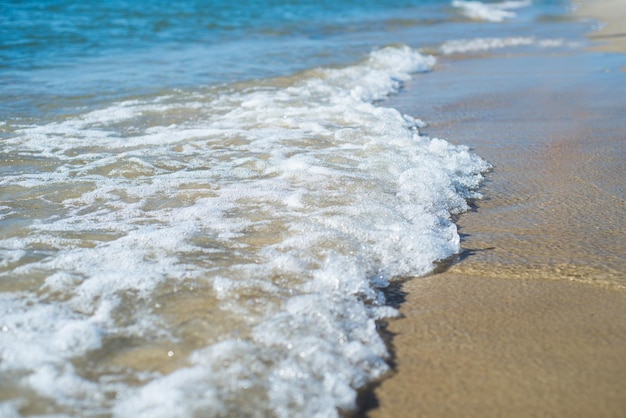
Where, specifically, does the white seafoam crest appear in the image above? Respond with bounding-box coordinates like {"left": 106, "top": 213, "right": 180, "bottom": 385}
{"left": 452, "top": 0, "right": 532, "bottom": 22}
{"left": 0, "top": 46, "right": 489, "bottom": 417}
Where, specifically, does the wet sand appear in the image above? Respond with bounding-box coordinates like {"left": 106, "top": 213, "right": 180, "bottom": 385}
{"left": 368, "top": 3, "right": 626, "bottom": 417}
{"left": 576, "top": 0, "right": 626, "bottom": 53}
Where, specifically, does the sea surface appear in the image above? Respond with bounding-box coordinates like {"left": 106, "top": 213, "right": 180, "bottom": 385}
{"left": 0, "top": 1, "right": 586, "bottom": 416}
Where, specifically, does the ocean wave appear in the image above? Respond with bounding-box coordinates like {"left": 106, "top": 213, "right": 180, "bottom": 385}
{"left": 0, "top": 45, "right": 489, "bottom": 417}
{"left": 452, "top": 0, "right": 532, "bottom": 22}
{"left": 440, "top": 36, "right": 569, "bottom": 54}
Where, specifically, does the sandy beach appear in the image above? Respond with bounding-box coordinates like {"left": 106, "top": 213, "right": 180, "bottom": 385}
{"left": 368, "top": 1, "right": 626, "bottom": 417}
{"left": 2, "top": 1, "right": 624, "bottom": 415}
{"left": 576, "top": 0, "right": 626, "bottom": 53}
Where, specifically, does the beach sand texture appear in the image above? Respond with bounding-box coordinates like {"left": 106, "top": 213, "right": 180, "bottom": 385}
{"left": 368, "top": 1, "right": 626, "bottom": 417}
{"left": 577, "top": 0, "right": 626, "bottom": 53}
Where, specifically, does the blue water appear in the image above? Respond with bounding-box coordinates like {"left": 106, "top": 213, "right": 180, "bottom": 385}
{"left": 2, "top": 0, "right": 445, "bottom": 117}
{"left": 0, "top": 1, "right": 585, "bottom": 417}
{"left": 1, "top": 0, "right": 575, "bottom": 118}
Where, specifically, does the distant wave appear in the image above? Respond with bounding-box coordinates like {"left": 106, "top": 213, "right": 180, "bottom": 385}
{"left": 452, "top": 0, "right": 532, "bottom": 22}
{"left": 440, "top": 36, "right": 570, "bottom": 54}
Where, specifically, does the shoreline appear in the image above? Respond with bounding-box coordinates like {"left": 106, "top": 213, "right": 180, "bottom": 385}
{"left": 367, "top": 1, "right": 626, "bottom": 416}
{"left": 575, "top": 0, "right": 626, "bottom": 54}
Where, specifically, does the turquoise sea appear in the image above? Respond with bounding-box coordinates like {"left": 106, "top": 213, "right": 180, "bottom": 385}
{"left": 0, "top": 1, "right": 590, "bottom": 416}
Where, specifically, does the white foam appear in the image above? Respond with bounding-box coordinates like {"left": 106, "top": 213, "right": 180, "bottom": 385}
{"left": 0, "top": 293, "right": 107, "bottom": 412}
{"left": 452, "top": 0, "right": 532, "bottom": 22}
{"left": 0, "top": 402, "right": 21, "bottom": 418}
{"left": 1, "top": 45, "right": 489, "bottom": 416}
{"left": 440, "top": 36, "right": 575, "bottom": 55}
{"left": 441, "top": 36, "right": 535, "bottom": 54}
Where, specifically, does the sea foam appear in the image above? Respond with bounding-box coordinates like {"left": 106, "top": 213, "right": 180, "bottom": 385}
{"left": 440, "top": 36, "right": 569, "bottom": 54}
{"left": 0, "top": 45, "right": 489, "bottom": 416}
{"left": 452, "top": 0, "right": 532, "bottom": 22}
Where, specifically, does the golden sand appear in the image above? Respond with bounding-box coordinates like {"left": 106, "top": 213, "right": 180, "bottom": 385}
{"left": 367, "top": 2, "right": 626, "bottom": 416}
{"left": 576, "top": 0, "right": 626, "bottom": 53}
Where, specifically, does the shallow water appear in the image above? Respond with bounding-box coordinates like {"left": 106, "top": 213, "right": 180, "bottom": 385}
{"left": 0, "top": 1, "right": 584, "bottom": 416}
